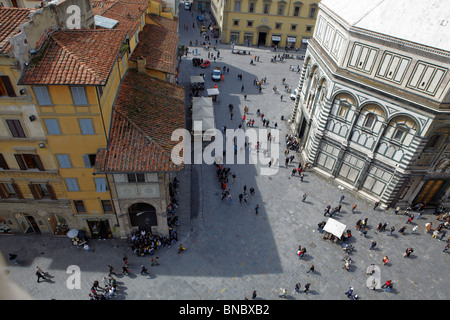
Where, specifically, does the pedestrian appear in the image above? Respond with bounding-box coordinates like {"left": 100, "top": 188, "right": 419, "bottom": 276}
{"left": 351, "top": 294, "right": 359, "bottom": 300}
{"left": 295, "top": 283, "right": 301, "bottom": 294}
{"left": 252, "top": 290, "right": 257, "bottom": 299}
{"left": 83, "top": 243, "right": 90, "bottom": 252}
{"left": 239, "top": 193, "right": 243, "bottom": 203}
{"left": 140, "top": 265, "right": 149, "bottom": 275}
{"left": 381, "top": 222, "right": 388, "bottom": 231}
{"left": 439, "top": 231, "right": 447, "bottom": 241}
{"left": 369, "top": 241, "right": 377, "bottom": 250}
{"left": 255, "top": 205, "right": 260, "bottom": 215}
{"left": 307, "top": 265, "right": 315, "bottom": 273}
{"left": 122, "top": 265, "right": 129, "bottom": 275}
{"left": 388, "top": 226, "right": 395, "bottom": 236}
{"left": 352, "top": 204, "right": 357, "bottom": 213}
{"left": 398, "top": 225, "right": 407, "bottom": 235}
{"left": 291, "top": 168, "right": 296, "bottom": 176}
{"left": 406, "top": 214, "right": 414, "bottom": 224}
{"left": 403, "top": 248, "right": 414, "bottom": 258}
{"left": 443, "top": 244, "right": 449, "bottom": 253}
{"left": 9, "top": 253, "right": 18, "bottom": 265}
{"left": 36, "top": 268, "right": 46, "bottom": 283}
{"left": 394, "top": 207, "right": 400, "bottom": 215}
{"left": 241, "top": 85, "right": 244, "bottom": 93}
{"left": 302, "top": 193, "right": 307, "bottom": 202}
{"left": 345, "top": 287, "right": 353, "bottom": 298}
{"left": 339, "top": 195, "right": 345, "bottom": 203}
{"left": 304, "top": 283, "right": 310, "bottom": 294}
{"left": 279, "top": 288, "right": 287, "bottom": 298}
{"left": 374, "top": 201, "right": 380, "bottom": 210}
{"left": 382, "top": 256, "right": 389, "bottom": 265}
{"left": 280, "top": 95, "right": 283, "bottom": 101}
{"left": 412, "top": 225, "right": 418, "bottom": 233}
{"left": 108, "top": 265, "right": 116, "bottom": 276}
{"left": 300, "top": 172, "right": 304, "bottom": 182}
{"left": 250, "top": 187, "right": 255, "bottom": 196}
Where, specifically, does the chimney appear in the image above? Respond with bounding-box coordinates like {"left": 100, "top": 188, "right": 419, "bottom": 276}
{"left": 137, "top": 56, "right": 146, "bottom": 73}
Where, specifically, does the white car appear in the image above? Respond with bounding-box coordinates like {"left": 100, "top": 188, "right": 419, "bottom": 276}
{"left": 212, "top": 68, "right": 221, "bottom": 81}
{"left": 290, "top": 89, "right": 298, "bottom": 100}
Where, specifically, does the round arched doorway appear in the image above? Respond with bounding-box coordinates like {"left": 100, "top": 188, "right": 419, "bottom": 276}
{"left": 128, "top": 203, "right": 157, "bottom": 232}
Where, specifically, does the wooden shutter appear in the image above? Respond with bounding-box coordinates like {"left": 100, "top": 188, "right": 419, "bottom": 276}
{"left": 1, "top": 76, "right": 16, "bottom": 97}
{"left": 33, "top": 155, "right": 45, "bottom": 171}
{"left": 14, "top": 154, "right": 27, "bottom": 170}
{"left": 0, "top": 184, "right": 8, "bottom": 199}
{"left": 12, "top": 183, "right": 24, "bottom": 199}
{"left": 46, "top": 183, "right": 57, "bottom": 200}
{"left": 0, "top": 154, "right": 9, "bottom": 170}
{"left": 6, "top": 120, "right": 26, "bottom": 138}
{"left": 28, "top": 183, "right": 41, "bottom": 199}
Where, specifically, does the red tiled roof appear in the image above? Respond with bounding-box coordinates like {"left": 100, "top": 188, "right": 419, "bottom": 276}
{"left": 130, "top": 19, "right": 179, "bottom": 75}
{"left": 0, "top": 7, "right": 32, "bottom": 54}
{"left": 18, "top": 29, "right": 127, "bottom": 85}
{"left": 95, "top": 0, "right": 146, "bottom": 36}
{"left": 97, "top": 69, "right": 185, "bottom": 173}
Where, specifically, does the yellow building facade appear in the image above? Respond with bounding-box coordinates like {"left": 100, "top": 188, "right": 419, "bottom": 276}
{"left": 211, "top": 0, "right": 319, "bottom": 49}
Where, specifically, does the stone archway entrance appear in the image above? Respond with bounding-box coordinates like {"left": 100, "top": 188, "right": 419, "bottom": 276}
{"left": 128, "top": 203, "right": 157, "bottom": 232}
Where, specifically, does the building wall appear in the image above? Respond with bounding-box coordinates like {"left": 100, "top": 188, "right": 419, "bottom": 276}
{"left": 212, "top": 0, "right": 318, "bottom": 49}
{"left": 289, "top": 3, "right": 450, "bottom": 208}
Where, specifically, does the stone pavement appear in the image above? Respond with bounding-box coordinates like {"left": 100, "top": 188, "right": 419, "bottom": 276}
{"left": 0, "top": 7, "right": 449, "bottom": 301}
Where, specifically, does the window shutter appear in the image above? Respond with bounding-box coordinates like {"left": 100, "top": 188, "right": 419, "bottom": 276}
{"left": 28, "top": 183, "right": 41, "bottom": 199}
{"left": 0, "top": 154, "right": 9, "bottom": 170}
{"left": 14, "top": 154, "right": 26, "bottom": 170}
{"left": 34, "top": 86, "right": 52, "bottom": 105}
{"left": 79, "top": 119, "right": 94, "bottom": 135}
{"left": 44, "top": 119, "right": 61, "bottom": 135}
{"left": 33, "top": 155, "right": 45, "bottom": 171}
{"left": 0, "top": 184, "right": 8, "bottom": 198}
{"left": 56, "top": 154, "right": 71, "bottom": 168}
{"left": 95, "top": 177, "right": 107, "bottom": 192}
{"left": 1, "top": 76, "right": 16, "bottom": 97}
{"left": 12, "top": 183, "right": 24, "bottom": 199}
{"left": 82, "top": 154, "right": 92, "bottom": 168}
{"left": 46, "top": 183, "right": 57, "bottom": 200}
{"left": 6, "top": 119, "right": 26, "bottom": 138}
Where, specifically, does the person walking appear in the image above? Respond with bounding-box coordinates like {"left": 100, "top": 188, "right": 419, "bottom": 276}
{"left": 108, "top": 265, "right": 116, "bottom": 276}
{"left": 374, "top": 201, "right": 380, "bottom": 210}
{"left": 255, "top": 205, "right": 260, "bottom": 215}
{"left": 369, "top": 241, "right": 377, "bottom": 250}
{"left": 279, "top": 288, "right": 287, "bottom": 298}
{"left": 140, "top": 265, "right": 149, "bottom": 275}
{"left": 252, "top": 290, "right": 257, "bottom": 299}
{"left": 388, "top": 226, "right": 395, "bottom": 236}
{"left": 344, "top": 287, "right": 353, "bottom": 298}
{"left": 403, "top": 248, "right": 414, "bottom": 258}
{"left": 36, "top": 267, "right": 47, "bottom": 283}
{"left": 339, "top": 195, "right": 345, "bottom": 203}
{"left": 307, "top": 265, "right": 315, "bottom": 273}
{"left": 382, "top": 256, "right": 389, "bottom": 265}
{"left": 300, "top": 172, "right": 304, "bottom": 182}
{"left": 443, "top": 244, "right": 449, "bottom": 253}
{"left": 304, "top": 283, "right": 311, "bottom": 294}
{"left": 294, "top": 283, "right": 301, "bottom": 294}
{"left": 302, "top": 193, "right": 307, "bottom": 202}
{"left": 352, "top": 204, "right": 357, "bottom": 213}
{"left": 398, "top": 225, "right": 407, "bottom": 235}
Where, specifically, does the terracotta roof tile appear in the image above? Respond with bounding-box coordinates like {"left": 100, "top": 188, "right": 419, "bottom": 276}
{"left": 0, "top": 7, "right": 33, "bottom": 54}
{"left": 95, "top": 0, "right": 146, "bottom": 36}
{"left": 97, "top": 69, "right": 185, "bottom": 173}
{"left": 131, "top": 19, "right": 179, "bottom": 75}
{"left": 18, "top": 29, "right": 127, "bottom": 85}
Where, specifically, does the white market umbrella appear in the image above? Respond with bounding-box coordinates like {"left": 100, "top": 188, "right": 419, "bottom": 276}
{"left": 67, "top": 229, "right": 79, "bottom": 239}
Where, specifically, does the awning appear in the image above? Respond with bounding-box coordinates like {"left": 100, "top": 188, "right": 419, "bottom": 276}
{"left": 323, "top": 218, "right": 346, "bottom": 238}
{"left": 207, "top": 88, "right": 220, "bottom": 96}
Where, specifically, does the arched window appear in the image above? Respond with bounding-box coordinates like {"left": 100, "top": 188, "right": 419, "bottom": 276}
{"left": 331, "top": 93, "right": 355, "bottom": 118}
{"left": 364, "top": 113, "right": 376, "bottom": 128}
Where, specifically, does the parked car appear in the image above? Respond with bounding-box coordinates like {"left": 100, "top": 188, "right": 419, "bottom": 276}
{"left": 201, "top": 60, "right": 211, "bottom": 68}
{"left": 290, "top": 89, "right": 298, "bottom": 100}
{"left": 212, "top": 68, "right": 221, "bottom": 81}
{"left": 197, "top": 14, "right": 203, "bottom": 21}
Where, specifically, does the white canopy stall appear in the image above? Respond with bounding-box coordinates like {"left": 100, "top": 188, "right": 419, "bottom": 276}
{"left": 192, "top": 96, "right": 216, "bottom": 140}
{"left": 323, "top": 218, "right": 346, "bottom": 241}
